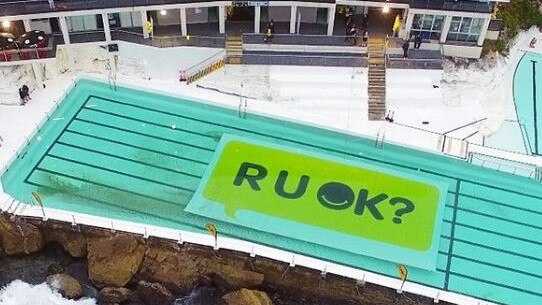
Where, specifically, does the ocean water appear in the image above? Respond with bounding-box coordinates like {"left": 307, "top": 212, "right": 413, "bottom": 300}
{"left": 0, "top": 280, "right": 96, "bottom": 305}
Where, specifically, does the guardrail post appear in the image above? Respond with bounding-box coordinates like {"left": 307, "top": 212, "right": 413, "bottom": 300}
{"left": 320, "top": 265, "right": 327, "bottom": 279}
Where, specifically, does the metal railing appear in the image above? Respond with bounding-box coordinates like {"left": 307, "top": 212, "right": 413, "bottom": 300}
{"left": 243, "top": 33, "right": 365, "bottom": 47}
{"left": 468, "top": 151, "right": 542, "bottom": 181}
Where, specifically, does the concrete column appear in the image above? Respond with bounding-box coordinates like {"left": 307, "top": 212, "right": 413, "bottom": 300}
{"left": 254, "top": 5, "right": 261, "bottom": 33}
{"left": 477, "top": 17, "right": 491, "bottom": 46}
{"left": 290, "top": 5, "right": 297, "bottom": 34}
{"left": 219, "top": 5, "right": 225, "bottom": 34}
{"left": 403, "top": 12, "right": 414, "bottom": 40}
{"left": 31, "top": 62, "right": 43, "bottom": 88}
{"left": 180, "top": 7, "right": 187, "bottom": 36}
{"left": 58, "top": 16, "right": 70, "bottom": 44}
{"left": 140, "top": 9, "right": 149, "bottom": 38}
{"left": 327, "top": 6, "right": 335, "bottom": 36}
{"left": 58, "top": 16, "right": 75, "bottom": 71}
{"left": 440, "top": 15, "right": 452, "bottom": 43}
{"left": 102, "top": 13, "right": 111, "bottom": 42}
{"left": 23, "top": 19, "right": 31, "bottom": 32}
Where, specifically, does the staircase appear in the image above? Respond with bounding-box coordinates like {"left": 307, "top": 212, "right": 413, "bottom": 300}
{"left": 225, "top": 35, "right": 243, "bottom": 64}
{"left": 367, "top": 37, "right": 387, "bottom": 121}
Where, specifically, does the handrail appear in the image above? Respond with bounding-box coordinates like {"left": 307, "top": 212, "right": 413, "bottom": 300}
{"left": 184, "top": 49, "right": 225, "bottom": 76}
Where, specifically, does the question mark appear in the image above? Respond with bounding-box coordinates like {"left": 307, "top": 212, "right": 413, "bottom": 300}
{"left": 389, "top": 197, "right": 415, "bottom": 224}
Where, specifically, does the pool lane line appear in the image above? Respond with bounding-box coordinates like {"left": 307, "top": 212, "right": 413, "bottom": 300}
{"left": 442, "top": 235, "right": 542, "bottom": 264}
{"left": 95, "top": 94, "right": 542, "bottom": 199}
{"left": 82, "top": 103, "right": 221, "bottom": 143}
{"left": 447, "top": 270, "right": 542, "bottom": 298}
{"left": 64, "top": 130, "right": 209, "bottom": 166}
{"left": 457, "top": 192, "right": 542, "bottom": 217}
{"left": 443, "top": 219, "right": 542, "bottom": 248}
{"left": 54, "top": 140, "right": 204, "bottom": 179}
{"left": 30, "top": 167, "right": 192, "bottom": 206}
{"left": 24, "top": 180, "right": 201, "bottom": 229}
{"left": 532, "top": 60, "right": 539, "bottom": 154}
{"left": 23, "top": 96, "right": 91, "bottom": 184}
{"left": 443, "top": 252, "right": 542, "bottom": 281}
{"left": 43, "top": 153, "right": 194, "bottom": 191}
{"left": 444, "top": 180, "right": 461, "bottom": 290}
{"left": 453, "top": 205, "right": 542, "bottom": 231}
{"left": 73, "top": 117, "right": 215, "bottom": 153}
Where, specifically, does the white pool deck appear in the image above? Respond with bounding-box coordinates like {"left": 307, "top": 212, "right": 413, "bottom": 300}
{"left": 1, "top": 28, "right": 542, "bottom": 305}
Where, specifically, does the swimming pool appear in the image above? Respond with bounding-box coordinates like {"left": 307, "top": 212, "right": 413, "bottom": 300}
{"left": 2, "top": 78, "right": 542, "bottom": 305}
{"left": 514, "top": 52, "right": 542, "bottom": 155}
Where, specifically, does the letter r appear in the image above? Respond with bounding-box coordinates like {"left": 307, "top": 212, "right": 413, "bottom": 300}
{"left": 233, "top": 162, "right": 268, "bottom": 191}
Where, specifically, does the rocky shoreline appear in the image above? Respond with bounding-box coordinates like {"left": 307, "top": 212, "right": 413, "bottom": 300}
{"left": 0, "top": 215, "right": 451, "bottom": 305}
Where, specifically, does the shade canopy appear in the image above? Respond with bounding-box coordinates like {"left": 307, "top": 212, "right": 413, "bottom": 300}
{"left": 0, "top": 32, "right": 15, "bottom": 49}
{"left": 16, "top": 30, "right": 47, "bottom": 48}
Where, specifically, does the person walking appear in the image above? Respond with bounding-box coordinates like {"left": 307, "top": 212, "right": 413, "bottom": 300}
{"left": 48, "top": 0, "right": 55, "bottom": 10}
{"left": 402, "top": 40, "right": 410, "bottom": 58}
{"left": 414, "top": 34, "right": 422, "bottom": 50}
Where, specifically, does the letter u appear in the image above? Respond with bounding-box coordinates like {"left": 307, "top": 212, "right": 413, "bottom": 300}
{"left": 274, "top": 170, "right": 309, "bottom": 199}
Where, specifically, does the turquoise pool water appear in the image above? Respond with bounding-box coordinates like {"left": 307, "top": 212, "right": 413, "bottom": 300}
{"left": 514, "top": 52, "right": 542, "bottom": 155}
{"left": 2, "top": 78, "right": 542, "bottom": 305}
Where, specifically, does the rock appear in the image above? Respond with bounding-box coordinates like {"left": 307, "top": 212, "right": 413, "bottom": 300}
{"left": 42, "top": 227, "right": 87, "bottom": 257}
{"left": 46, "top": 273, "right": 83, "bottom": 299}
{"left": 99, "top": 287, "right": 136, "bottom": 304}
{"left": 136, "top": 280, "right": 174, "bottom": 305}
{"left": 87, "top": 234, "right": 146, "bottom": 287}
{"left": 0, "top": 215, "right": 43, "bottom": 255}
{"left": 138, "top": 244, "right": 208, "bottom": 293}
{"left": 47, "top": 264, "right": 65, "bottom": 275}
{"left": 138, "top": 243, "right": 260, "bottom": 293}
{"left": 211, "top": 264, "right": 264, "bottom": 290}
{"left": 221, "top": 288, "right": 274, "bottom": 305}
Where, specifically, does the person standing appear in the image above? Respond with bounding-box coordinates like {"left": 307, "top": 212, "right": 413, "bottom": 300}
{"left": 414, "top": 34, "right": 422, "bottom": 50}
{"left": 269, "top": 19, "right": 275, "bottom": 35}
{"left": 402, "top": 40, "right": 410, "bottom": 58}
{"left": 392, "top": 15, "right": 402, "bottom": 38}
{"left": 19, "top": 87, "right": 25, "bottom": 105}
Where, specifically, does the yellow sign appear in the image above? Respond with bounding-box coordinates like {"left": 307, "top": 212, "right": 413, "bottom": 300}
{"left": 398, "top": 265, "right": 408, "bottom": 282}
{"left": 31, "top": 192, "right": 43, "bottom": 206}
{"left": 206, "top": 223, "right": 218, "bottom": 237}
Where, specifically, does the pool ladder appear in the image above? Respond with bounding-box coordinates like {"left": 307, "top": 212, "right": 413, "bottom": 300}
{"left": 375, "top": 129, "right": 385, "bottom": 148}
{"left": 238, "top": 98, "right": 247, "bottom": 119}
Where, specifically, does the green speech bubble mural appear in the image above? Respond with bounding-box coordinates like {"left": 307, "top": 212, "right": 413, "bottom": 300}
{"left": 185, "top": 135, "right": 447, "bottom": 269}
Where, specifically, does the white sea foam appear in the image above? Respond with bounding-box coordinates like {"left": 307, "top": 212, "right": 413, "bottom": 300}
{"left": 0, "top": 280, "right": 96, "bottom": 305}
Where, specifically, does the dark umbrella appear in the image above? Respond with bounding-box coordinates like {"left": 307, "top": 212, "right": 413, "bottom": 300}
{"left": 16, "top": 30, "right": 47, "bottom": 59}
{"left": 0, "top": 32, "right": 15, "bottom": 61}
{"left": 17, "top": 30, "right": 47, "bottom": 48}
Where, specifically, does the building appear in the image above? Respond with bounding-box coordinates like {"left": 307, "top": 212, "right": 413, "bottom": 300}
{"left": 0, "top": 0, "right": 501, "bottom": 60}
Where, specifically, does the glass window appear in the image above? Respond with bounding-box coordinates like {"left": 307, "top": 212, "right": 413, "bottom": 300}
{"left": 410, "top": 14, "right": 445, "bottom": 41}
{"left": 446, "top": 16, "right": 485, "bottom": 43}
